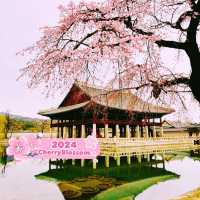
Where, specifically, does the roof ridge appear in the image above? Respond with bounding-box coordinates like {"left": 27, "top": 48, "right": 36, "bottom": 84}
{"left": 75, "top": 80, "right": 108, "bottom": 91}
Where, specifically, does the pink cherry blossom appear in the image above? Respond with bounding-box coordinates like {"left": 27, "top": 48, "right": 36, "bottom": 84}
{"left": 18, "top": 0, "right": 193, "bottom": 106}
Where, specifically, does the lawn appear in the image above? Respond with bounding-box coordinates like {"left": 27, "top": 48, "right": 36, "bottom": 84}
{"left": 92, "top": 175, "right": 175, "bottom": 200}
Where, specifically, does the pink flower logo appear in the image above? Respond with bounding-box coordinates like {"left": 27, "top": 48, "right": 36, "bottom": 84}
{"left": 7, "top": 138, "right": 30, "bottom": 161}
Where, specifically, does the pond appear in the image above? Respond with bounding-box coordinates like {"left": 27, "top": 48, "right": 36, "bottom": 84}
{"left": 0, "top": 145, "right": 64, "bottom": 200}
{"left": 1, "top": 142, "right": 200, "bottom": 200}
{"left": 136, "top": 157, "right": 200, "bottom": 200}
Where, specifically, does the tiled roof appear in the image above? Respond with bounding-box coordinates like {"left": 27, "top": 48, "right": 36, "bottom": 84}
{"left": 39, "top": 81, "right": 175, "bottom": 116}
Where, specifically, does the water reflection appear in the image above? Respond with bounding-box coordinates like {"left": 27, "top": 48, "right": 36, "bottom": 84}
{"left": 0, "top": 145, "right": 64, "bottom": 200}
{"left": 136, "top": 157, "right": 200, "bottom": 200}
{"left": 0, "top": 145, "right": 8, "bottom": 174}
{"left": 1, "top": 141, "right": 200, "bottom": 200}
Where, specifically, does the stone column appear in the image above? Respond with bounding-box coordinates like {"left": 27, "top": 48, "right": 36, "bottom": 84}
{"left": 57, "top": 120, "right": 60, "bottom": 138}
{"left": 160, "top": 126, "right": 164, "bottom": 137}
{"left": 92, "top": 123, "right": 97, "bottom": 137}
{"left": 137, "top": 154, "right": 142, "bottom": 163}
{"left": 72, "top": 125, "right": 76, "bottom": 138}
{"left": 145, "top": 126, "right": 149, "bottom": 139}
{"left": 162, "top": 153, "right": 165, "bottom": 169}
{"left": 50, "top": 127, "right": 52, "bottom": 138}
{"left": 160, "top": 118, "right": 164, "bottom": 137}
{"left": 61, "top": 124, "right": 64, "bottom": 139}
{"left": 127, "top": 153, "right": 131, "bottom": 165}
{"left": 153, "top": 126, "right": 156, "bottom": 138}
{"left": 126, "top": 125, "right": 130, "bottom": 138}
{"left": 136, "top": 125, "right": 140, "bottom": 138}
{"left": 65, "top": 127, "right": 69, "bottom": 138}
{"left": 57, "top": 127, "right": 60, "bottom": 138}
{"left": 72, "top": 125, "right": 76, "bottom": 166}
{"left": 116, "top": 124, "right": 120, "bottom": 138}
{"left": 63, "top": 126, "right": 66, "bottom": 138}
{"left": 116, "top": 156, "right": 121, "bottom": 166}
{"left": 105, "top": 156, "right": 109, "bottom": 167}
{"left": 104, "top": 124, "right": 110, "bottom": 168}
{"left": 105, "top": 124, "right": 109, "bottom": 138}
{"left": 147, "top": 153, "right": 150, "bottom": 162}
{"left": 92, "top": 123, "right": 97, "bottom": 169}
{"left": 81, "top": 124, "right": 86, "bottom": 167}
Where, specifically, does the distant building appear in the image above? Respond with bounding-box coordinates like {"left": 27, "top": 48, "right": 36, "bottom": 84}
{"left": 162, "top": 120, "right": 200, "bottom": 137}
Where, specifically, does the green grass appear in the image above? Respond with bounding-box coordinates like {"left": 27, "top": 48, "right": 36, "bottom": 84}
{"left": 92, "top": 175, "right": 175, "bottom": 200}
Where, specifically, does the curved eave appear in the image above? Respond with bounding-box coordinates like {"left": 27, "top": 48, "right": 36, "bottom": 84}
{"left": 38, "top": 101, "right": 90, "bottom": 117}
{"left": 94, "top": 101, "right": 175, "bottom": 115}
{"left": 38, "top": 100, "right": 175, "bottom": 118}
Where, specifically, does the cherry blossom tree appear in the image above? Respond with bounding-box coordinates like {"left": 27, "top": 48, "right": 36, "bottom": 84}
{"left": 19, "top": 0, "right": 200, "bottom": 105}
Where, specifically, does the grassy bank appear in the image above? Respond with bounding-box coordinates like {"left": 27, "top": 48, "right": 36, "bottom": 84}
{"left": 93, "top": 175, "right": 175, "bottom": 200}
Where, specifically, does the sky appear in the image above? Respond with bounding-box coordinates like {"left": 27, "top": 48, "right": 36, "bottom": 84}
{"left": 0, "top": 0, "right": 199, "bottom": 122}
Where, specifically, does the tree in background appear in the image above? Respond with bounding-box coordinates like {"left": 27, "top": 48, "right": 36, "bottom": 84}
{"left": 0, "top": 113, "right": 17, "bottom": 138}
{"left": 0, "top": 115, "right": 6, "bottom": 139}
{"left": 4, "top": 112, "right": 13, "bottom": 138}
{"left": 37, "top": 120, "right": 50, "bottom": 133}
{"left": 19, "top": 0, "right": 200, "bottom": 107}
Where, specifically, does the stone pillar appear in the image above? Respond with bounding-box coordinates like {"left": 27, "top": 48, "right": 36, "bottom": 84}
{"left": 72, "top": 125, "right": 76, "bottom": 138}
{"left": 117, "top": 156, "right": 121, "bottom": 166}
{"left": 92, "top": 123, "right": 97, "bottom": 137}
{"left": 116, "top": 124, "right": 120, "bottom": 138}
{"left": 127, "top": 154, "right": 131, "bottom": 165}
{"left": 153, "top": 126, "right": 156, "bottom": 138}
{"left": 126, "top": 125, "right": 130, "bottom": 138}
{"left": 81, "top": 124, "right": 86, "bottom": 138}
{"left": 104, "top": 124, "right": 110, "bottom": 168}
{"left": 92, "top": 123, "right": 97, "bottom": 169}
{"left": 105, "top": 156, "right": 109, "bottom": 167}
{"left": 72, "top": 125, "right": 76, "bottom": 166}
{"left": 136, "top": 125, "right": 140, "bottom": 138}
{"left": 61, "top": 125, "right": 64, "bottom": 139}
{"left": 81, "top": 125, "right": 86, "bottom": 167}
{"left": 93, "top": 159, "right": 97, "bottom": 169}
{"left": 147, "top": 153, "right": 150, "bottom": 162}
{"left": 57, "top": 120, "right": 60, "bottom": 138}
{"left": 63, "top": 127, "right": 66, "bottom": 138}
{"left": 145, "top": 126, "right": 149, "bottom": 139}
{"left": 50, "top": 127, "right": 52, "bottom": 138}
{"left": 160, "top": 126, "right": 164, "bottom": 137}
{"left": 105, "top": 124, "right": 109, "bottom": 138}
{"left": 57, "top": 127, "right": 60, "bottom": 138}
{"left": 162, "top": 153, "right": 165, "bottom": 169}
{"left": 160, "top": 118, "right": 164, "bottom": 137}
{"left": 137, "top": 154, "right": 142, "bottom": 163}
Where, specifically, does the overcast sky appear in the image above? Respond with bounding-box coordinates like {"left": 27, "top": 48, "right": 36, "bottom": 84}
{"left": 0, "top": 0, "right": 199, "bottom": 122}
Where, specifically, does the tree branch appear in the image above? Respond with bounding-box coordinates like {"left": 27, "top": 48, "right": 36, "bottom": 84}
{"left": 73, "top": 30, "right": 98, "bottom": 50}
{"left": 161, "top": 77, "right": 190, "bottom": 87}
{"left": 155, "top": 40, "right": 186, "bottom": 49}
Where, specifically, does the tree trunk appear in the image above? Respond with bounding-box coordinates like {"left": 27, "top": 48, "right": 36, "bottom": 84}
{"left": 186, "top": 46, "right": 200, "bottom": 103}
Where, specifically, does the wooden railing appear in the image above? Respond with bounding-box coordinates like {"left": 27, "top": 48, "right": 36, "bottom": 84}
{"left": 0, "top": 139, "right": 8, "bottom": 146}
{"left": 97, "top": 136, "right": 200, "bottom": 156}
